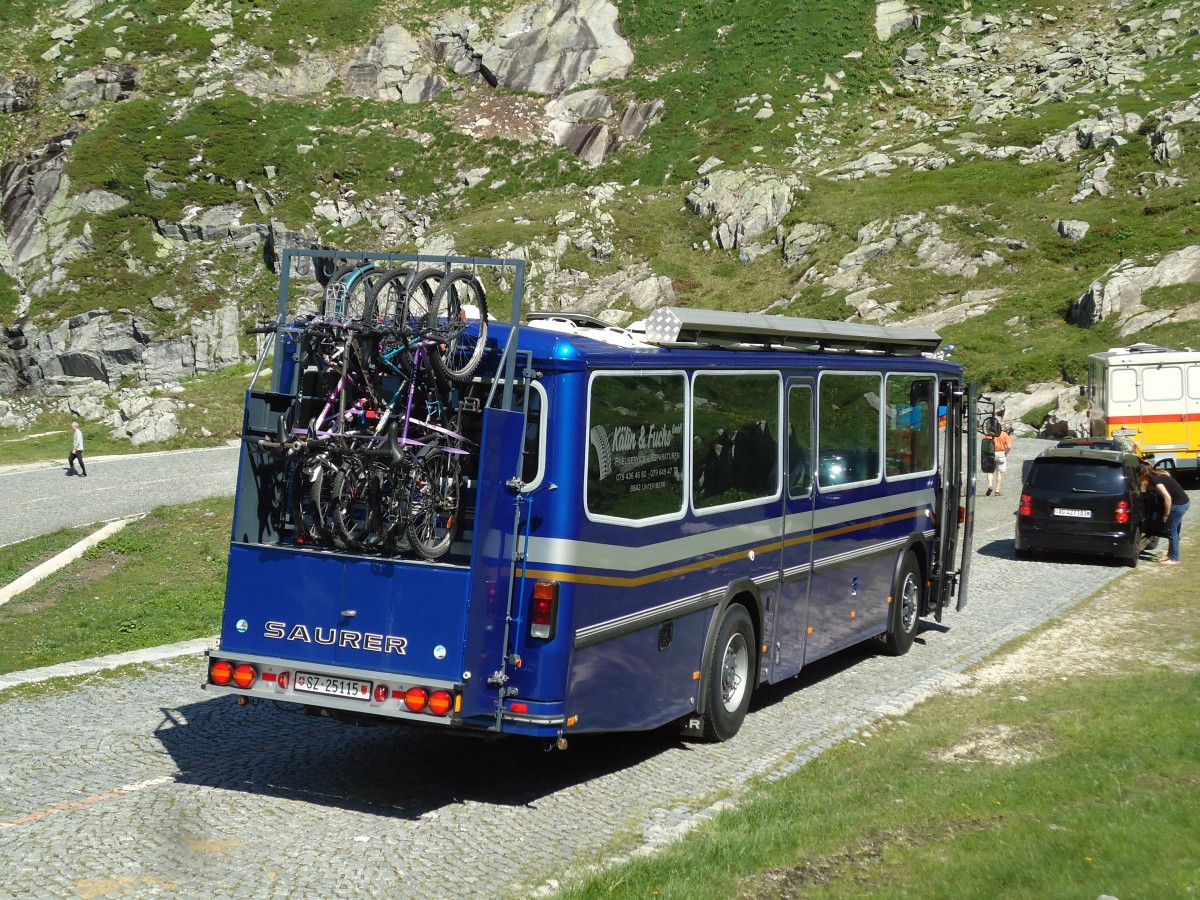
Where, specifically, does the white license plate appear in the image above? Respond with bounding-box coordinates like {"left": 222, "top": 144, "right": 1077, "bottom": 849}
{"left": 1053, "top": 507, "right": 1092, "bottom": 519}
{"left": 294, "top": 672, "right": 372, "bottom": 700}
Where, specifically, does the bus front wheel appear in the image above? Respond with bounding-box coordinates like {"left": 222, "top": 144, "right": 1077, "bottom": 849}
{"left": 702, "top": 604, "right": 755, "bottom": 742}
{"left": 881, "top": 552, "right": 922, "bottom": 657}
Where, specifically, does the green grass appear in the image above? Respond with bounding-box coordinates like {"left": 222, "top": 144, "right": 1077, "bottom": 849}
{"left": 0, "top": 498, "right": 231, "bottom": 674}
{"left": 556, "top": 529, "right": 1200, "bottom": 899}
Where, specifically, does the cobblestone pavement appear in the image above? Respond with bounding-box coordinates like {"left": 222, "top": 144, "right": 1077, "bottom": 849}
{"left": 1, "top": 439, "right": 1195, "bottom": 899}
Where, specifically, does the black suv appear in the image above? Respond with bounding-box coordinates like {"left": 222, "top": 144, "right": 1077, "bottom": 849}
{"left": 1015, "top": 447, "right": 1152, "bottom": 567}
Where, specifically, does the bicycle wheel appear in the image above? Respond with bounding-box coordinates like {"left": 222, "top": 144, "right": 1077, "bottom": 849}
{"left": 371, "top": 459, "right": 414, "bottom": 554}
{"left": 288, "top": 454, "right": 322, "bottom": 544}
{"left": 308, "top": 455, "right": 347, "bottom": 549}
{"left": 426, "top": 272, "right": 489, "bottom": 383}
{"left": 367, "top": 267, "right": 415, "bottom": 325}
{"left": 342, "top": 264, "right": 384, "bottom": 322}
{"left": 403, "top": 268, "right": 447, "bottom": 330}
{"left": 331, "top": 455, "right": 377, "bottom": 550}
{"left": 406, "top": 446, "right": 461, "bottom": 561}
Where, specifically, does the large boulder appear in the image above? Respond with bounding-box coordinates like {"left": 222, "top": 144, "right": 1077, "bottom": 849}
{"left": 0, "top": 75, "right": 39, "bottom": 113}
{"left": 687, "top": 168, "right": 799, "bottom": 251}
{"left": 344, "top": 24, "right": 447, "bottom": 103}
{"left": 475, "top": 0, "right": 634, "bottom": 96}
{"left": 1069, "top": 245, "right": 1200, "bottom": 335}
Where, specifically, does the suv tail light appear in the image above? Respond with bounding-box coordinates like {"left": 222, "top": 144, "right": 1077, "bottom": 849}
{"left": 1115, "top": 500, "right": 1130, "bottom": 524}
{"left": 530, "top": 580, "right": 559, "bottom": 640}
{"left": 1019, "top": 493, "right": 1033, "bottom": 517}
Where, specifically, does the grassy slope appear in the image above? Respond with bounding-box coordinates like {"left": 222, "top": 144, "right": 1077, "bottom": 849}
{"left": 2, "top": 0, "right": 1197, "bottom": 400}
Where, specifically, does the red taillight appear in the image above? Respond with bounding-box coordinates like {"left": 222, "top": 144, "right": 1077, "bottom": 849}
{"left": 373, "top": 685, "right": 389, "bottom": 704}
{"left": 530, "top": 580, "right": 559, "bottom": 640}
{"left": 1019, "top": 493, "right": 1033, "bottom": 517}
{"left": 428, "top": 690, "right": 453, "bottom": 717}
{"left": 232, "top": 663, "right": 257, "bottom": 689}
{"left": 210, "top": 659, "right": 233, "bottom": 685}
{"left": 404, "top": 687, "right": 428, "bottom": 712}
{"left": 1115, "top": 500, "right": 1130, "bottom": 524}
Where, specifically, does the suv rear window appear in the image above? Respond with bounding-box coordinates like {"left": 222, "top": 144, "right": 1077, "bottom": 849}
{"left": 1026, "top": 459, "right": 1125, "bottom": 493}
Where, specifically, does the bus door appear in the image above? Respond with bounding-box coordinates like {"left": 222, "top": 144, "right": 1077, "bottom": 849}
{"left": 771, "top": 380, "right": 815, "bottom": 681}
{"left": 1184, "top": 362, "right": 1200, "bottom": 462}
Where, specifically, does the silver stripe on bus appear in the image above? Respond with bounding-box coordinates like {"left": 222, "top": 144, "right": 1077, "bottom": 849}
{"left": 532, "top": 488, "right": 936, "bottom": 575}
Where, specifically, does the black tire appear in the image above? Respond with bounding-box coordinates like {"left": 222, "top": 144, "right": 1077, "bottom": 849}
{"left": 406, "top": 446, "right": 461, "bottom": 561}
{"left": 702, "top": 604, "right": 755, "bottom": 742}
{"left": 1123, "top": 530, "right": 1141, "bottom": 568}
{"left": 372, "top": 461, "right": 414, "bottom": 554}
{"left": 881, "top": 552, "right": 922, "bottom": 657}
{"left": 403, "top": 268, "right": 448, "bottom": 332}
{"left": 426, "top": 272, "right": 489, "bottom": 383}
{"left": 368, "top": 268, "right": 415, "bottom": 325}
{"left": 308, "top": 457, "right": 346, "bottom": 549}
{"left": 288, "top": 456, "right": 322, "bottom": 545}
{"left": 331, "top": 456, "right": 377, "bottom": 550}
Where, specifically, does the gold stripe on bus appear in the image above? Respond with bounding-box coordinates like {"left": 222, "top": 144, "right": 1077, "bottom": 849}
{"left": 522, "top": 510, "right": 925, "bottom": 588}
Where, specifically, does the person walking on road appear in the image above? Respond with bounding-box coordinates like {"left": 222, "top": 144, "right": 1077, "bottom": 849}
{"left": 68, "top": 421, "right": 88, "bottom": 477}
{"left": 1141, "top": 462, "right": 1188, "bottom": 564}
{"left": 984, "top": 426, "right": 1012, "bottom": 496}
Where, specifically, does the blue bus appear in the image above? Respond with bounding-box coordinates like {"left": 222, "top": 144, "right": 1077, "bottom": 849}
{"left": 205, "top": 252, "right": 977, "bottom": 747}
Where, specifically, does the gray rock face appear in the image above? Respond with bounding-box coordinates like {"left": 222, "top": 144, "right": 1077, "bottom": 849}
{"left": 0, "top": 303, "right": 242, "bottom": 397}
{"left": 476, "top": 0, "right": 634, "bottom": 96}
{"left": 0, "top": 75, "right": 39, "bottom": 113}
{"left": 53, "top": 64, "right": 137, "bottom": 110}
{"left": 0, "top": 130, "right": 78, "bottom": 271}
{"left": 344, "top": 24, "right": 447, "bottom": 103}
{"left": 876, "top": 0, "right": 919, "bottom": 41}
{"left": 687, "top": 169, "right": 799, "bottom": 251}
{"left": 1069, "top": 245, "right": 1200, "bottom": 334}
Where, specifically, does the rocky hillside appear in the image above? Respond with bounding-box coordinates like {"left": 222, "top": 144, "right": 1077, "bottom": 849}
{"left": 1, "top": 0, "right": 1199, "bottom": 442}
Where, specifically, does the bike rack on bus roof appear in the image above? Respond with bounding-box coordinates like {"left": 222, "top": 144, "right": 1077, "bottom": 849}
{"left": 642, "top": 306, "right": 943, "bottom": 356}
{"left": 273, "top": 249, "right": 527, "bottom": 411}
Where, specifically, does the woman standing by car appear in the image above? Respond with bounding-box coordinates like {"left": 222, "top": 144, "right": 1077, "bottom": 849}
{"left": 1141, "top": 463, "right": 1190, "bottom": 565}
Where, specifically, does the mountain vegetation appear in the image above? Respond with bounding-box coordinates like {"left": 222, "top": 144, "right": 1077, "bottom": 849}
{"left": 1, "top": 0, "right": 1199, "bottom": 441}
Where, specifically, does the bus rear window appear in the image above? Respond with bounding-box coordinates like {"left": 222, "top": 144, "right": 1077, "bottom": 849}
{"left": 586, "top": 373, "right": 686, "bottom": 521}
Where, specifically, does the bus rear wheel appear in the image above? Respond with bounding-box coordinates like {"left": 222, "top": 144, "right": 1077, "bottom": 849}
{"left": 702, "top": 604, "right": 755, "bottom": 742}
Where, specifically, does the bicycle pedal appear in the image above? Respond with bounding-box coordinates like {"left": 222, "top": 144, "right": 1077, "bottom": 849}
{"left": 459, "top": 397, "right": 481, "bottom": 412}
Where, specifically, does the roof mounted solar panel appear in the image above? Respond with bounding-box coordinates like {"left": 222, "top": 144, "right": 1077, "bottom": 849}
{"left": 643, "top": 307, "right": 943, "bottom": 356}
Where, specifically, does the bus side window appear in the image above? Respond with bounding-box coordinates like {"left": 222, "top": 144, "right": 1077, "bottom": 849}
{"left": 693, "top": 373, "right": 780, "bottom": 509}
{"left": 788, "top": 385, "right": 813, "bottom": 496}
{"left": 818, "top": 373, "right": 882, "bottom": 489}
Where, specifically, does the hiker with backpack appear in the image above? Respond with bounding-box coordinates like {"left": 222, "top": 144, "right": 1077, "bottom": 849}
{"left": 981, "top": 424, "right": 1011, "bottom": 496}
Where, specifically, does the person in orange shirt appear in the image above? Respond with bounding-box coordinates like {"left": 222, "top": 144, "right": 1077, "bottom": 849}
{"left": 984, "top": 426, "right": 1012, "bottom": 496}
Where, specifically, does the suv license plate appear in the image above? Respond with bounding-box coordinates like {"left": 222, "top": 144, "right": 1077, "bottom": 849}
{"left": 294, "top": 672, "right": 371, "bottom": 700}
{"left": 1053, "top": 507, "right": 1092, "bottom": 519}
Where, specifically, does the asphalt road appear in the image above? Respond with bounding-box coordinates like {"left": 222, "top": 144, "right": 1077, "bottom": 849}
{"left": 0, "top": 445, "right": 241, "bottom": 547}
{"left": 0, "top": 438, "right": 1195, "bottom": 898}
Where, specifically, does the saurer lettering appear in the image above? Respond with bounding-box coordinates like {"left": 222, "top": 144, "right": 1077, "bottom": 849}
{"left": 264, "top": 621, "right": 408, "bottom": 654}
